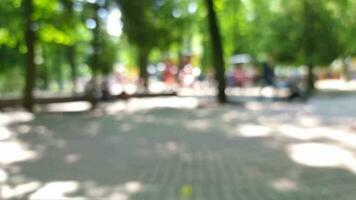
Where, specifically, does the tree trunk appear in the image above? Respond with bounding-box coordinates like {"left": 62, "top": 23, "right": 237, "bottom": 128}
{"left": 306, "top": 63, "right": 315, "bottom": 92}
{"left": 88, "top": 3, "right": 100, "bottom": 108}
{"left": 138, "top": 49, "right": 149, "bottom": 90}
{"left": 204, "top": 0, "right": 227, "bottom": 103}
{"left": 23, "top": 0, "right": 36, "bottom": 112}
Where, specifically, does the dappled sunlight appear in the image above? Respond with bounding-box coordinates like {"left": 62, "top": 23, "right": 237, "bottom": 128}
{"left": 103, "top": 97, "right": 199, "bottom": 114}
{"left": 185, "top": 119, "right": 212, "bottom": 131}
{"left": 245, "top": 102, "right": 265, "bottom": 111}
{"left": 316, "top": 80, "right": 356, "bottom": 91}
{"left": 278, "top": 125, "right": 356, "bottom": 149}
{"left": 1, "top": 181, "right": 42, "bottom": 199}
{"left": 65, "top": 153, "right": 81, "bottom": 164}
{"left": 1, "top": 95, "right": 356, "bottom": 199}
{"left": 0, "top": 111, "right": 34, "bottom": 126}
{"left": 220, "top": 110, "right": 253, "bottom": 123}
{"left": 231, "top": 124, "right": 272, "bottom": 138}
{"left": 83, "top": 181, "right": 144, "bottom": 199}
{"left": 270, "top": 178, "right": 298, "bottom": 192}
{"left": 0, "top": 169, "right": 8, "bottom": 183}
{"left": 288, "top": 143, "right": 356, "bottom": 174}
{"left": 0, "top": 141, "right": 38, "bottom": 165}
{"left": 102, "top": 101, "right": 127, "bottom": 115}
{"left": 124, "top": 181, "right": 142, "bottom": 194}
{"left": 29, "top": 181, "right": 84, "bottom": 200}
{"left": 278, "top": 125, "right": 322, "bottom": 140}
{"left": 244, "top": 101, "right": 296, "bottom": 112}
{"left": 0, "top": 127, "right": 12, "bottom": 140}
{"left": 127, "top": 97, "right": 199, "bottom": 112}
{"left": 105, "top": 181, "right": 144, "bottom": 200}
{"left": 297, "top": 116, "right": 322, "bottom": 127}
{"left": 40, "top": 102, "right": 91, "bottom": 113}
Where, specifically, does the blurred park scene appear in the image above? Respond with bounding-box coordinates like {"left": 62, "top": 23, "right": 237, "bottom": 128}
{"left": 1, "top": 0, "right": 356, "bottom": 199}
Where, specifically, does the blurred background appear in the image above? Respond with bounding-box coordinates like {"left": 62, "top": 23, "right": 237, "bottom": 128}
{"left": 1, "top": 0, "right": 356, "bottom": 199}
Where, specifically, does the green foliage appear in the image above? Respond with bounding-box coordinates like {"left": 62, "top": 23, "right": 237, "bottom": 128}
{"left": 96, "top": 32, "right": 118, "bottom": 75}
{"left": 1, "top": 0, "right": 356, "bottom": 96}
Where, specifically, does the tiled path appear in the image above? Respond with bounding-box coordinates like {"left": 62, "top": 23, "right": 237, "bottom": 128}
{"left": 1, "top": 95, "right": 356, "bottom": 199}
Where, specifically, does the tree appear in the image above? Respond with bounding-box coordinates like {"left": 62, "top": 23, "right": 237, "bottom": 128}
{"left": 300, "top": 0, "right": 341, "bottom": 91}
{"left": 204, "top": 0, "right": 227, "bottom": 103}
{"left": 116, "top": 0, "right": 157, "bottom": 90}
{"left": 252, "top": 0, "right": 341, "bottom": 92}
{"left": 61, "top": 0, "right": 78, "bottom": 93}
{"left": 23, "top": 0, "right": 36, "bottom": 111}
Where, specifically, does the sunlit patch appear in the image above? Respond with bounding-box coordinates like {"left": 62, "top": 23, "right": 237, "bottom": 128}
{"left": 0, "top": 111, "right": 34, "bottom": 126}
{"left": 128, "top": 97, "right": 199, "bottom": 112}
{"left": 105, "top": 181, "right": 144, "bottom": 199}
{"left": 278, "top": 125, "right": 321, "bottom": 140}
{"left": 185, "top": 119, "right": 211, "bottom": 131}
{"left": 0, "top": 127, "right": 12, "bottom": 140}
{"left": 316, "top": 80, "right": 356, "bottom": 91}
{"left": 1, "top": 181, "right": 42, "bottom": 199}
{"left": 65, "top": 154, "right": 81, "bottom": 164}
{"left": 270, "top": 178, "right": 298, "bottom": 192}
{"left": 279, "top": 125, "right": 356, "bottom": 149}
{"left": 245, "top": 102, "right": 264, "bottom": 111}
{"left": 29, "top": 181, "right": 84, "bottom": 200}
{"left": 124, "top": 181, "right": 142, "bottom": 194}
{"left": 108, "top": 192, "right": 128, "bottom": 200}
{"left": 103, "top": 97, "right": 200, "bottom": 114}
{"left": 104, "top": 102, "right": 127, "bottom": 115}
{"left": 43, "top": 102, "right": 91, "bottom": 113}
{"left": 288, "top": 143, "right": 356, "bottom": 173}
{"left": 0, "top": 141, "right": 37, "bottom": 165}
{"left": 0, "top": 169, "right": 8, "bottom": 183}
{"left": 298, "top": 116, "right": 321, "bottom": 127}
{"left": 316, "top": 128, "right": 356, "bottom": 150}
{"left": 236, "top": 124, "right": 272, "bottom": 138}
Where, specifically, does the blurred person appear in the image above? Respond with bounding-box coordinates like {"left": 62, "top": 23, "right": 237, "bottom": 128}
{"left": 261, "top": 62, "right": 275, "bottom": 86}
{"left": 258, "top": 62, "right": 277, "bottom": 99}
{"left": 234, "top": 65, "right": 247, "bottom": 87}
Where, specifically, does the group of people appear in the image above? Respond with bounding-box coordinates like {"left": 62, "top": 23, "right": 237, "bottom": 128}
{"left": 84, "top": 60, "right": 307, "bottom": 102}
{"left": 227, "top": 61, "right": 306, "bottom": 101}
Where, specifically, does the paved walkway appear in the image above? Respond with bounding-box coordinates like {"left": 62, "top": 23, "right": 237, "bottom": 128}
{"left": 1, "top": 95, "right": 356, "bottom": 199}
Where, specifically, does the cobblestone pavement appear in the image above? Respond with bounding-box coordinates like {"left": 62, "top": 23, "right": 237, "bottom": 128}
{"left": 1, "top": 96, "right": 356, "bottom": 199}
